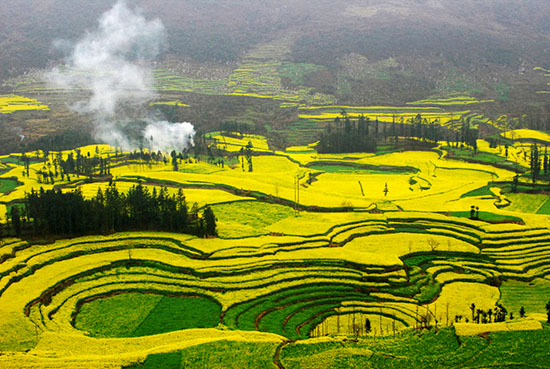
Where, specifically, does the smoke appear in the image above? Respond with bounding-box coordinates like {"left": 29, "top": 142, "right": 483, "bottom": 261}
{"left": 143, "top": 121, "right": 195, "bottom": 152}
{"left": 46, "top": 0, "right": 195, "bottom": 152}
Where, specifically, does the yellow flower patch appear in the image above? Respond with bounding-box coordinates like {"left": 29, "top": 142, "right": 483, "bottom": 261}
{"left": 0, "top": 94, "right": 50, "bottom": 114}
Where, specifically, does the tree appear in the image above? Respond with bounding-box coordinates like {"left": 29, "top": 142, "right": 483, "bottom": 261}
{"left": 10, "top": 206, "right": 21, "bottom": 237}
{"left": 202, "top": 206, "right": 217, "bottom": 237}
{"left": 494, "top": 303, "right": 507, "bottom": 322}
{"left": 512, "top": 174, "right": 519, "bottom": 193}
{"left": 544, "top": 147, "right": 548, "bottom": 177}
{"left": 364, "top": 318, "right": 372, "bottom": 334}
{"left": 546, "top": 300, "right": 550, "bottom": 323}
{"left": 245, "top": 141, "right": 253, "bottom": 172}
{"left": 519, "top": 306, "right": 525, "bottom": 318}
{"left": 470, "top": 303, "right": 476, "bottom": 322}
{"left": 12, "top": 183, "right": 215, "bottom": 239}
{"left": 530, "top": 144, "right": 541, "bottom": 183}
{"left": 427, "top": 238, "right": 439, "bottom": 252}
{"left": 317, "top": 112, "right": 377, "bottom": 154}
{"left": 476, "top": 309, "right": 483, "bottom": 324}
{"left": 171, "top": 150, "right": 178, "bottom": 171}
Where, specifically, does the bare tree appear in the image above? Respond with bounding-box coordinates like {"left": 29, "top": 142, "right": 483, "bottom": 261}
{"left": 427, "top": 238, "right": 440, "bottom": 251}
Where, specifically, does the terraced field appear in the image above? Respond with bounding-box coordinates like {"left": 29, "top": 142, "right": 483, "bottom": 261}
{"left": 1, "top": 211, "right": 550, "bottom": 367}
{"left": 407, "top": 95, "right": 494, "bottom": 106}
{"left": 297, "top": 105, "right": 470, "bottom": 127}
{"left": 1, "top": 137, "right": 550, "bottom": 368}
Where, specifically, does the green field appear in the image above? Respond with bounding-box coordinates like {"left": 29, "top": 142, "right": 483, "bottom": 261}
{"left": 500, "top": 279, "right": 550, "bottom": 316}
{"left": 0, "top": 178, "right": 19, "bottom": 194}
{"left": 536, "top": 198, "right": 550, "bottom": 215}
{"left": 449, "top": 210, "right": 523, "bottom": 224}
{"left": 309, "top": 163, "right": 414, "bottom": 175}
{"left": 443, "top": 146, "right": 522, "bottom": 171}
{"left": 75, "top": 293, "right": 221, "bottom": 338}
{"left": 460, "top": 185, "right": 494, "bottom": 199}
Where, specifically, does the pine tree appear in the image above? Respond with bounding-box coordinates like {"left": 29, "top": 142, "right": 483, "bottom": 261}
{"left": 203, "top": 206, "right": 217, "bottom": 237}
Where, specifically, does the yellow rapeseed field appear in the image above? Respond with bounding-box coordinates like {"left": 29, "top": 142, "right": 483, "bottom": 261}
{"left": 0, "top": 94, "right": 50, "bottom": 114}
{"left": 407, "top": 96, "right": 494, "bottom": 106}
{"left": 2, "top": 137, "right": 550, "bottom": 367}
{"left": 502, "top": 128, "right": 550, "bottom": 143}
{"left": 454, "top": 319, "right": 542, "bottom": 336}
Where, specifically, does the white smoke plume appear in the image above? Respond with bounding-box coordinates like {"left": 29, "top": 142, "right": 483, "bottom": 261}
{"left": 47, "top": 0, "right": 195, "bottom": 152}
{"left": 144, "top": 121, "right": 196, "bottom": 152}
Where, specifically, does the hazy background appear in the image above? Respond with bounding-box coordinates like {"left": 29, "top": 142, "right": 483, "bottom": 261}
{"left": 2, "top": 0, "right": 550, "bottom": 78}
{"left": 1, "top": 0, "right": 550, "bottom": 152}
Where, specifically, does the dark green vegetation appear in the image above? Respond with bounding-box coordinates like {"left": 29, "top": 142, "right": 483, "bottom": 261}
{"left": 127, "top": 351, "right": 183, "bottom": 369}
{"left": 536, "top": 198, "right": 550, "bottom": 215}
{"left": 11, "top": 183, "right": 217, "bottom": 238}
{"left": 443, "top": 146, "right": 522, "bottom": 172}
{"left": 460, "top": 185, "right": 494, "bottom": 199}
{"left": 75, "top": 292, "right": 221, "bottom": 338}
{"left": 310, "top": 165, "right": 396, "bottom": 174}
{"left": 309, "top": 163, "right": 416, "bottom": 175}
{"left": 317, "top": 114, "right": 443, "bottom": 154}
{"left": 0, "top": 178, "right": 19, "bottom": 194}
{"left": 449, "top": 211, "right": 523, "bottom": 224}
{"left": 0, "top": 156, "right": 36, "bottom": 165}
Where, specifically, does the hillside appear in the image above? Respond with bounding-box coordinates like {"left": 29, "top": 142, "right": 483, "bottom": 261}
{"left": 1, "top": 0, "right": 550, "bottom": 154}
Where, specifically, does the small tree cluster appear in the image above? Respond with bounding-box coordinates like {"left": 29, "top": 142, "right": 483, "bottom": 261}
{"left": 529, "top": 144, "right": 550, "bottom": 183}
{"left": 317, "top": 112, "right": 451, "bottom": 154}
{"left": 9, "top": 183, "right": 216, "bottom": 238}
{"left": 462, "top": 302, "right": 508, "bottom": 324}
{"left": 239, "top": 142, "right": 253, "bottom": 172}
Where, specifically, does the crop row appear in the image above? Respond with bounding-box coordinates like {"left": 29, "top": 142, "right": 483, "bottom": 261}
{"left": 2, "top": 212, "right": 550, "bottom": 345}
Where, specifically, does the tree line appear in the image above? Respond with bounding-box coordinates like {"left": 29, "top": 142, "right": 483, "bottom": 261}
{"left": 316, "top": 112, "right": 456, "bottom": 154}
{"left": 454, "top": 302, "right": 550, "bottom": 324}
{"left": 7, "top": 183, "right": 217, "bottom": 239}
{"left": 529, "top": 144, "right": 550, "bottom": 183}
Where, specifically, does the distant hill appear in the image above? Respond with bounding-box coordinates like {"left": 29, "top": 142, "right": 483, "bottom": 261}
{"left": 2, "top": 0, "right": 550, "bottom": 152}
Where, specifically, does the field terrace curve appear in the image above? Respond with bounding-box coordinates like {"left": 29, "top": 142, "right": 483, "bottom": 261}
{"left": 1, "top": 210, "right": 550, "bottom": 367}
